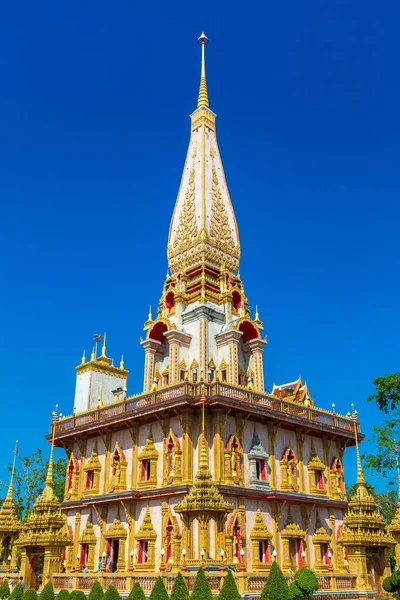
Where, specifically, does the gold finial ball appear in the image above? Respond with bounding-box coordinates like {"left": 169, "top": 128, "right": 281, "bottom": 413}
{"left": 198, "top": 32, "right": 208, "bottom": 46}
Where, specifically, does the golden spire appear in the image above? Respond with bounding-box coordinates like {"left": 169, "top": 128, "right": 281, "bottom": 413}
{"left": 81, "top": 349, "right": 86, "bottom": 364}
{"left": 101, "top": 332, "right": 107, "bottom": 357}
{"left": 255, "top": 305, "right": 260, "bottom": 321}
{"left": 45, "top": 420, "right": 56, "bottom": 490}
{"left": 197, "top": 32, "right": 209, "bottom": 108}
{"left": 120, "top": 355, "right": 124, "bottom": 369}
{"left": 353, "top": 411, "right": 365, "bottom": 486}
{"left": 91, "top": 346, "right": 96, "bottom": 361}
{"left": 148, "top": 306, "right": 152, "bottom": 321}
{"left": 5, "top": 441, "right": 18, "bottom": 502}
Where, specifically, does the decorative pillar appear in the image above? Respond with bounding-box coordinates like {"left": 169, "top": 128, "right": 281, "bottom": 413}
{"left": 247, "top": 338, "right": 267, "bottom": 392}
{"left": 271, "top": 501, "right": 282, "bottom": 566}
{"left": 129, "top": 425, "right": 139, "bottom": 490}
{"left": 73, "top": 511, "right": 81, "bottom": 565}
{"left": 329, "top": 514, "right": 338, "bottom": 570}
{"left": 164, "top": 330, "right": 192, "bottom": 385}
{"left": 323, "top": 438, "right": 333, "bottom": 497}
{"left": 102, "top": 433, "right": 112, "bottom": 495}
{"left": 180, "top": 409, "right": 194, "bottom": 483}
{"left": 141, "top": 339, "right": 164, "bottom": 392}
{"left": 267, "top": 424, "right": 278, "bottom": 489}
{"left": 296, "top": 430, "right": 306, "bottom": 493}
{"left": 213, "top": 409, "right": 226, "bottom": 483}
{"left": 77, "top": 440, "right": 87, "bottom": 499}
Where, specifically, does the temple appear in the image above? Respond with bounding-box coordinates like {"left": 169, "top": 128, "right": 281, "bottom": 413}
{"left": 1, "top": 34, "right": 397, "bottom": 598}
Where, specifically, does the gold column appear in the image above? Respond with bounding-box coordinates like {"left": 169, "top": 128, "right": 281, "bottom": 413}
{"left": 180, "top": 409, "right": 193, "bottom": 483}
{"left": 296, "top": 430, "right": 305, "bottom": 493}
{"left": 199, "top": 317, "right": 207, "bottom": 376}
{"left": 141, "top": 339, "right": 164, "bottom": 391}
{"left": 323, "top": 438, "right": 333, "bottom": 497}
{"left": 247, "top": 339, "right": 267, "bottom": 392}
{"left": 77, "top": 440, "right": 87, "bottom": 498}
{"left": 329, "top": 514, "right": 338, "bottom": 570}
{"left": 271, "top": 502, "right": 281, "bottom": 565}
{"left": 267, "top": 424, "right": 277, "bottom": 488}
{"left": 129, "top": 425, "right": 139, "bottom": 490}
{"left": 73, "top": 511, "right": 81, "bottom": 564}
{"left": 102, "top": 433, "right": 112, "bottom": 494}
{"left": 213, "top": 409, "right": 226, "bottom": 482}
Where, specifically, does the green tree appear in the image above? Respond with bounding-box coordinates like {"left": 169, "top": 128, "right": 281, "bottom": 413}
{"left": 261, "top": 561, "right": 289, "bottom": 600}
{"left": 87, "top": 582, "right": 103, "bottom": 600}
{"left": 190, "top": 568, "right": 213, "bottom": 600}
{"left": 69, "top": 592, "right": 85, "bottom": 600}
{"left": 9, "top": 586, "right": 23, "bottom": 600}
{"left": 218, "top": 571, "right": 241, "bottom": 600}
{"left": 170, "top": 572, "right": 189, "bottom": 600}
{"left": 289, "top": 582, "right": 303, "bottom": 600}
{"left": 22, "top": 591, "right": 38, "bottom": 600}
{"left": 293, "top": 568, "right": 319, "bottom": 598}
{"left": 0, "top": 449, "right": 66, "bottom": 519}
{"left": 39, "top": 582, "right": 54, "bottom": 600}
{"left": 0, "top": 581, "right": 10, "bottom": 599}
{"left": 103, "top": 586, "right": 120, "bottom": 600}
{"left": 149, "top": 577, "right": 168, "bottom": 600}
{"left": 364, "top": 374, "right": 400, "bottom": 490}
{"left": 56, "top": 591, "right": 69, "bottom": 600}
{"left": 127, "top": 583, "right": 146, "bottom": 600}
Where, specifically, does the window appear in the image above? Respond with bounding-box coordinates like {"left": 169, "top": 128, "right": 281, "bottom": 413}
{"left": 192, "top": 368, "right": 198, "bottom": 383}
{"left": 315, "top": 470, "right": 324, "bottom": 490}
{"left": 138, "top": 540, "right": 149, "bottom": 564}
{"left": 180, "top": 370, "right": 186, "bottom": 382}
{"left": 209, "top": 369, "right": 215, "bottom": 382}
{"left": 256, "top": 459, "right": 266, "bottom": 481}
{"left": 141, "top": 460, "right": 151, "bottom": 481}
{"left": 85, "top": 471, "right": 94, "bottom": 490}
{"left": 221, "top": 369, "right": 227, "bottom": 382}
{"left": 163, "top": 374, "right": 169, "bottom": 386}
{"left": 322, "top": 543, "right": 329, "bottom": 565}
{"left": 258, "top": 540, "right": 269, "bottom": 564}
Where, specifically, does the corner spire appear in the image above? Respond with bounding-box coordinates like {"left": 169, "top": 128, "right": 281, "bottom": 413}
{"left": 101, "top": 332, "right": 107, "bottom": 357}
{"left": 197, "top": 32, "right": 209, "bottom": 108}
{"left": 45, "top": 418, "right": 57, "bottom": 490}
{"left": 6, "top": 441, "right": 18, "bottom": 501}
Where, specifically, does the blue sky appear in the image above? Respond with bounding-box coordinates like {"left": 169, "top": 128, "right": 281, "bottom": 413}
{"left": 0, "top": 1, "right": 399, "bottom": 491}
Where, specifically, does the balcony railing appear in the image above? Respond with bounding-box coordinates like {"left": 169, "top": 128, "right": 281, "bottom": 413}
{"left": 51, "top": 571, "right": 358, "bottom": 595}
{"left": 52, "top": 381, "right": 358, "bottom": 438}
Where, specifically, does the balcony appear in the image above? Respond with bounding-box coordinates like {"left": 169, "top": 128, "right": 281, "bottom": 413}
{"left": 51, "top": 382, "right": 359, "bottom": 444}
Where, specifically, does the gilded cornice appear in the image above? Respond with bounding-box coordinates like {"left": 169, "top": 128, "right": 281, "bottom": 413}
{"left": 138, "top": 430, "right": 158, "bottom": 461}
{"left": 312, "top": 514, "right": 331, "bottom": 543}
{"left": 280, "top": 508, "right": 306, "bottom": 539}
{"left": 106, "top": 518, "right": 128, "bottom": 540}
{"left": 79, "top": 520, "right": 97, "bottom": 544}
{"left": 76, "top": 357, "right": 128, "bottom": 378}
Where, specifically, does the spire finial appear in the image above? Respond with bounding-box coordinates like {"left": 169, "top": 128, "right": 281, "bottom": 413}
{"left": 352, "top": 410, "right": 365, "bottom": 486}
{"left": 6, "top": 441, "right": 18, "bottom": 501}
{"left": 148, "top": 306, "right": 153, "bottom": 321}
{"left": 91, "top": 346, "right": 95, "bottom": 361}
{"left": 81, "top": 349, "right": 86, "bottom": 364}
{"left": 255, "top": 305, "right": 260, "bottom": 320}
{"left": 45, "top": 419, "right": 56, "bottom": 489}
{"left": 120, "top": 354, "right": 124, "bottom": 369}
{"left": 197, "top": 32, "right": 209, "bottom": 108}
{"left": 101, "top": 332, "right": 107, "bottom": 357}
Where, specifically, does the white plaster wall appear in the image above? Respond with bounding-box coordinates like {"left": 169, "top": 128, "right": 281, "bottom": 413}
{"left": 90, "top": 371, "right": 127, "bottom": 409}
{"left": 74, "top": 371, "right": 91, "bottom": 413}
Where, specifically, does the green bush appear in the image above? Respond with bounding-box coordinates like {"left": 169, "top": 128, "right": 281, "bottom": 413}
{"left": 218, "top": 571, "right": 241, "bottom": 600}
{"left": 10, "top": 584, "right": 24, "bottom": 600}
{"left": 39, "top": 583, "right": 54, "bottom": 600}
{"left": 127, "top": 582, "right": 146, "bottom": 600}
{"left": 261, "top": 561, "right": 289, "bottom": 600}
{"left": 293, "top": 568, "right": 319, "bottom": 598}
{"left": 69, "top": 592, "right": 85, "bottom": 600}
{"left": 55, "top": 591, "right": 69, "bottom": 600}
{"left": 0, "top": 581, "right": 10, "bottom": 599}
{"left": 190, "top": 568, "right": 213, "bottom": 600}
{"left": 23, "top": 591, "right": 38, "bottom": 600}
{"left": 87, "top": 582, "right": 103, "bottom": 600}
{"left": 289, "top": 581, "right": 303, "bottom": 599}
{"left": 383, "top": 577, "right": 395, "bottom": 593}
{"left": 170, "top": 572, "right": 189, "bottom": 600}
{"left": 148, "top": 577, "right": 168, "bottom": 600}
{"left": 103, "top": 586, "right": 120, "bottom": 600}
{"left": 391, "top": 573, "right": 400, "bottom": 588}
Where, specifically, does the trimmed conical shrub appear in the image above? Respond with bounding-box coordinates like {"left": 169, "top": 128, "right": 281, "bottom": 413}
{"left": 293, "top": 568, "right": 319, "bottom": 598}
{"left": 87, "top": 582, "right": 103, "bottom": 600}
{"left": 0, "top": 581, "right": 10, "bottom": 599}
{"left": 69, "top": 592, "right": 85, "bottom": 600}
{"left": 23, "top": 591, "right": 38, "bottom": 600}
{"left": 218, "top": 571, "right": 241, "bottom": 600}
{"left": 103, "top": 586, "right": 120, "bottom": 600}
{"left": 261, "top": 561, "right": 289, "bottom": 600}
{"left": 289, "top": 581, "right": 303, "bottom": 599}
{"left": 9, "top": 585, "right": 23, "bottom": 600}
{"left": 149, "top": 577, "right": 168, "bottom": 600}
{"left": 170, "top": 572, "right": 189, "bottom": 600}
{"left": 39, "top": 583, "right": 54, "bottom": 600}
{"left": 127, "top": 583, "right": 146, "bottom": 600}
{"left": 190, "top": 569, "right": 213, "bottom": 600}
{"left": 56, "top": 591, "right": 69, "bottom": 600}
